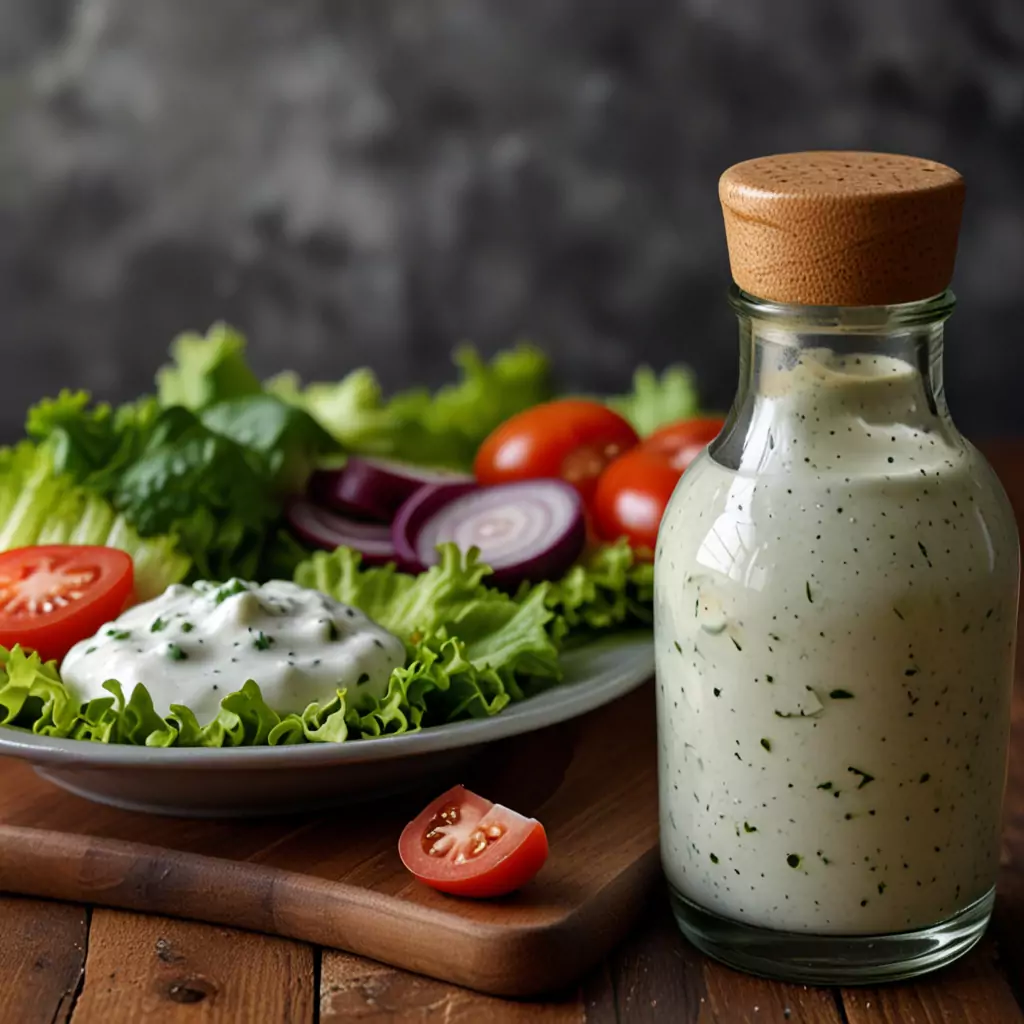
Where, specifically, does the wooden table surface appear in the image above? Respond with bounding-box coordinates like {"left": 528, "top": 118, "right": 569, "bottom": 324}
{"left": 4, "top": 443, "right": 1024, "bottom": 1024}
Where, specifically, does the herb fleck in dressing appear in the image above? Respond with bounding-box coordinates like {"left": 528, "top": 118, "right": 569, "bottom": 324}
{"left": 62, "top": 580, "right": 406, "bottom": 721}
{"left": 654, "top": 351, "right": 1018, "bottom": 935}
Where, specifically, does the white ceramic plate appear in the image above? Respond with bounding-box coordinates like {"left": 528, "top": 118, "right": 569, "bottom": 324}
{"left": 0, "top": 633, "right": 653, "bottom": 817}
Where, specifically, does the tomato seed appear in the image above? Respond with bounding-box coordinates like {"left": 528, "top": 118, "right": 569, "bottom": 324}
{"left": 428, "top": 835, "right": 454, "bottom": 856}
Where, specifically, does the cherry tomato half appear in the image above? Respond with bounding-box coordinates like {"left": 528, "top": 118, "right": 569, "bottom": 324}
{"left": 398, "top": 785, "right": 549, "bottom": 898}
{"left": 592, "top": 417, "right": 725, "bottom": 554}
{"left": 0, "top": 546, "right": 134, "bottom": 662}
{"left": 474, "top": 400, "right": 640, "bottom": 504}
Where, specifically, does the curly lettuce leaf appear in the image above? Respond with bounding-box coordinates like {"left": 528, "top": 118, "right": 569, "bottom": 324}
{"left": 26, "top": 391, "right": 161, "bottom": 493}
{"left": 0, "top": 583, "right": 561, "bottom": 747}
{"left": 268, "top": 344, "right": 552, "bottom": 470}
{"left": 0, "top": 444, "right": 189, "bottom": 600}
{"left": 529, "top": 540, "right": 654, "bottom": 636}
{"left": 607, "top": 365, "right": 700, "bottom": 436}
{"left": 156, "top": 322, "right": 263, "bottom": 411}
{"left": 296, "top": 542, "right": 562, "bottom": 685}
{"left": 295, "top": 543, "right": 490, "bottom": 638}
{"left": 0, "top": 542, "right": 574, "bottom": 746}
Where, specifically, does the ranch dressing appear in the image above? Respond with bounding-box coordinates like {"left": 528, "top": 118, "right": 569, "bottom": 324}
{"left": 62, "top": 579, "right": 406, "bottom": 721}
{"left": 655, "top": 346, "right": 1017, "bottom": 934}
{"left": 655, "top": 151, "right": 1020, "bottom": 981}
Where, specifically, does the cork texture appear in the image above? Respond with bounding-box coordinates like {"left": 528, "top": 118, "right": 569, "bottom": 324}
{"left": 719, "top": 151, "right": 965, "bottom": 306}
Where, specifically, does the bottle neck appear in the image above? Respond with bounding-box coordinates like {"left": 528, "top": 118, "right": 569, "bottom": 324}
{"left": 711, "top": 288, "right": 961, "bottom": 474}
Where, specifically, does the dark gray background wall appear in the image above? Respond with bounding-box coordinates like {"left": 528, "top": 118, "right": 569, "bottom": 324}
{"left": 1, "top": 0, "right": 1023, "bottom": 440}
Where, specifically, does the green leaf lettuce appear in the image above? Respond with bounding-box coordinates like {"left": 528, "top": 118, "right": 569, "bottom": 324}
{"left": 0, "top": 443, "right": 190, "bottom": 600}
{"left": 268, "top": 344, "right": 552, "bottom": 470}
{"left": 607, "top": 365, "right": 701, "bottom": 436}
{"left": 155, "top": 322, "right": 263, "bottom": 411}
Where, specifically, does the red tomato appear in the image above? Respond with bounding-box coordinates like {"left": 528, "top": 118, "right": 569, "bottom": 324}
{"left": 592, "top": 417, "right": 725, "bottom": 553}
{"left": 0, "top": 546, "right": 134, "bottom": 663}
{"left": 592, "top": 448, "right": 682, "bottom": 555}
{"left": 398, "top": 785, "right": 549, "bottom": 898}
{"left": 474, "top": 400, "right": 640, "bottom": 503}
{"left": 641, "top": 417, "right": 725, "bottom": 473}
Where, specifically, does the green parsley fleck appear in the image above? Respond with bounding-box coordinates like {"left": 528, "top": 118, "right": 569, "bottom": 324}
{"left": 760, "top": 738, "right": 772, "bottom": 752}
{"left": 180, "top": 622, "right": 194, "bottom": 633}
{"left": 150, "top": 617, "right": 167, "bottom": 633}
{"left": 919, "top": 772, "right": 931, "bottom": 783}
{"left": 214, "top": 580, "right": 248, "bottom": 605}
{"left": 786, "top": 854, "right": 802, "bottom": 869}
{"left": 743, "top": 822, "right": 757, "bottom": 833}
{"left": 816, "top": 781, "right": 833, "bottom": 791}
{"left": 730, "top": 636, "right": 742, "bottom": 651}
{"left": 166, "top": 643, "right": 188, "bottom": 662}
{"left": 709, "top": 853, "right": 719, "bottom": 864}
{"left": 106, "top": 629, "right": 131, "bottom": 641}
{"left": 253, "top": 631, "right": 275, "bottom": 651}
{"left": 806, "top": 581, "right": 813, "bottom": 603}
{"left": 848, "top": 766, "right": 875, "bottom": 789}
{"left": 830, "top": 689, "right": 855, "bottom": 699}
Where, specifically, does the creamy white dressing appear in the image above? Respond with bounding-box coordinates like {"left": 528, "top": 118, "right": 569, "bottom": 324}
{"left": 61, "top": 579, "right": 406, "bottom": 721}
{"left": 655, "top": 351, "right": 1019, "bottom": 934}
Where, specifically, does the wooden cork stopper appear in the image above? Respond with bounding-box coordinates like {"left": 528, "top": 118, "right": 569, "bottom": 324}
{"left": 719, "top": 151, "right": 964, "bottom": 306}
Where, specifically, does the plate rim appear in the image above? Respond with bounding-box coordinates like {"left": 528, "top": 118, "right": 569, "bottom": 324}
{"left": 0, "top": 634, "right": 653, "bottom": 771}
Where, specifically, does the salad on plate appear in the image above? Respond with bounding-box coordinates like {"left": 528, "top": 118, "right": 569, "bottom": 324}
{"left": 0, "top": 325, "right": 720, "bottom": 749}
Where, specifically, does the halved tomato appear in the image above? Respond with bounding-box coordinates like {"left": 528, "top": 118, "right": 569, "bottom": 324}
{"left": 474, "top": 400, "right": 640, "bottom": 504}
{"left": 0, "top": 546, "right": 134, "bottom": 662}
{"left": 398, "top": 785, "right": 549, "bottom": 898}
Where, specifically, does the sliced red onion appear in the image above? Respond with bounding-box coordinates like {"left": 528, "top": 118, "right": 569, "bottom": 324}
{"left": 286, "top": 498, "right": 396, "bottom": 564}
{"left": 309, "top": 458, "right": 474, "bottom": 523}
{"left": 392, "top": 481, "right": 586, "bottom": 589}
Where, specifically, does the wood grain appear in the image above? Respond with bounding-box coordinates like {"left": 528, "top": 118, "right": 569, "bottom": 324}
{"left": 0, "top": 896, "right": 87, "bottom": 1024}
{"left": 320, "top": 950, "right": 583, "bottom": 1023}
{"left": 604, "top": 897, "right": 706, "bottom": 1024}
{"left": 598, "top": 894, "right": 843, "bottom": 1024}
{"left": 0, "top": 686, "right": 661, "bottom": 997}
{"left": 701, "top": 961, "right": 843, "bottom": 1024}
{"left": 840, "top": 940, "right": 1024, "bottom": 1023}
{"left": 70, "top": 909, "right": 314, "bottom": 1024}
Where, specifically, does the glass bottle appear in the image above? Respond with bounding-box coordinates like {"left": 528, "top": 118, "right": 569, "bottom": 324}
{"left": 654, "top": 152, "right": 1020, "bottom": 983}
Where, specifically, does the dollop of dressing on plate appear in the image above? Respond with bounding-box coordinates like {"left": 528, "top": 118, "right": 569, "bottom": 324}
{"left": 61, "top": 579, "right": 406, "bottom": 721}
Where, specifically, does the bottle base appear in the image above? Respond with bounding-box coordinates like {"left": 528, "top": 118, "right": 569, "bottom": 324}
{"left": 668, "top": 885, "right": 994, "bottom": 985}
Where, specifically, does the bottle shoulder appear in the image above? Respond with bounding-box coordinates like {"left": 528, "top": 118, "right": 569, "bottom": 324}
{"left": 656, "top": 445, "right": 1020, "bottom": 590}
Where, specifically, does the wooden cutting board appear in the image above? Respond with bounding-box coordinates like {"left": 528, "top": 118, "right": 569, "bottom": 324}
{"left": 0, "top": 682, "right": 660, "bottom": 998}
